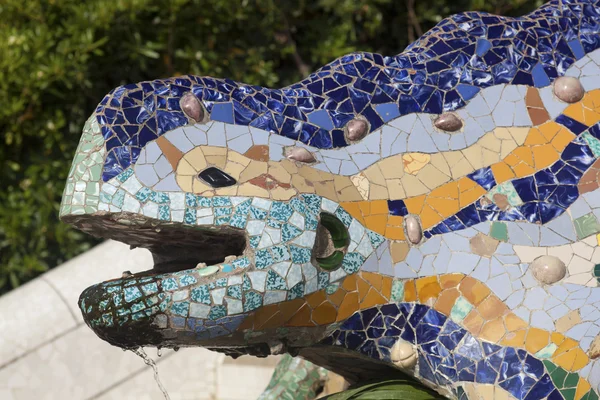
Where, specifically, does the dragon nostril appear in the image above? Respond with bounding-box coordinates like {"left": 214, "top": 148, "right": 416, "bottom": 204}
{"left": 198, "top": 167, "right": 237, "bottom": 188}
{"left": 313, "top": 213, "right": 349, "bottom": 271}
{"left": 180, "top": 92, "right": 205, "bottom": 122}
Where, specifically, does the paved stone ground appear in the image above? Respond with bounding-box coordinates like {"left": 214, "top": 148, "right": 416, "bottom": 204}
{"left": 0, "top": 241, "right": 279, "bottom": 400}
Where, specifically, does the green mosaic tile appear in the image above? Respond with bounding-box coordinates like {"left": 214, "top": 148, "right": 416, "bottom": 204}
{"left": 184, "top": 208, "right": 196, "bottom": 224}
{"left": 185, "top": 193, "right": 197, "bottom": 207}
{"left": 486, "top": 181, "right": 523, "bottom": 206}
{"left": 208, "top": 305, "right": 227, "bottom": 320}
{"left": 250, "top": 206, "right": 268, "bottom": 220}
{"left": 290, "top": 246, "right": 310, "bottom": 263}
{"left": 270, "top": 201, "right": 293, "bottom": 221}
{"left": 255, "top": 249, "right": 274, "bottom": 269}
{"left": 158, "top": 205, "right": 170, "bottom": 221}
{"left": 342, "top": 252, "right": 365, "bottom": 274}
{"left": 123, "top": 286, "right": 142, "bottom": 303}
{"left": 550, "top": 366, "right": 568, "bottom": 388}
{"left": 450, "top": 296, "right": 473, "bottom": 323}
{"left": 266, "top": 270, "right": 287, "bottom": 290}
{"left": 243, "top": 291, "right": 263, "bottom": 312}
{"left": 317, "top": 271, "right": 330, "bottom": 289}
{"left": 281, "top": 223, "right": 302, "bottom": 241}
{"left": 179, "top": 274, "right": 197, "bottom": 287}
{"left": 191, "top": 285, "right": 211, "bottom": 304}
{"left": 171, "top": 301, "right": 190, "bottom": 316}
{"left": 212, "top": 197, "right": 231, "bottom": 207}
{"left": 583, "top": 131, "right": 600, "bottom": 156}
{"left": 561, "top": 388, "right": 576, "bottom": 400}
{"left": 334, "top": 206, "right": 353, "bottom": 227}
{"left": 564, "top": 372, "right": 579, "bottom": 388}
{"left": 490, "top": 221, "right": 508, "bottom": 242}
{"left": 289, "top": 282, "right": 304, "bottom": 300}
{"left": 390, "top": 280, "right": 404, "bottom": 302}
{"left": 367, "top": 230, "right": 385, "bottom": 248}
{"left": 574, "top": 213, "right": 600, "bottom": 239}
{"left": 325, "top": 283, "right": 339, "bottom": 294}
{"left": 161, "top": 278, "right": 178, "bottom": 291}
{"left": 227, "top": 285, "right": 242, "bottom": 300}
{"left": 242, "top": 275, "right": 252, "bottom": 291}
{"left": 271, "top": 245, "right": 291, "bottom": 262}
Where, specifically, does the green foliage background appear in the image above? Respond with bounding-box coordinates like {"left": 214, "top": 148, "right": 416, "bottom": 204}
{"left": 0, "top": 0, "right": 541, "bottom": 294}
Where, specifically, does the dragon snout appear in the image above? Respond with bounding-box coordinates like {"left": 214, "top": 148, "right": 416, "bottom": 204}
{"left": 78, "top": 279, "right": 170, "bottom": 348}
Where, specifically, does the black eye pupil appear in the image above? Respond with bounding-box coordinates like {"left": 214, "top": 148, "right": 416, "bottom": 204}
{"left": 198, "top": 167, "right": 237, "bottom": 188}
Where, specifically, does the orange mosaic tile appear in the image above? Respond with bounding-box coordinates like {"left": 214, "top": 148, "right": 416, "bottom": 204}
{"left": 156, "top": 136, "right": 184, "bottom": 169}
{"left": 501, "top": 329, "right": 527, "bottom": 348}
{"left": 459, "top": 277, "right": 491, "bottom": 305}
{"left": 477, "top": 296, "right": 509, "bottom": 320}
{"left": 480, "top": 318, "right": 506, "bottom": 342}
{"left": 575, "top": 379, "right": 592, "bottom": 400}
{"left": 362, "top": 272, "right": 383, "bottom": 291}
{"left": 287, "top": 304, "right": 313, "bottom": 327}
{"left": 404, "top": 280, "right": 417, "bottom": 302}
{"left": 312, "top": 302, "right": 337, "bottom": 325}
{"left": 439, "top": 273, "right": 464, "bottom": 289}
{"left": 434, "top": 288, "right": 460, "bottom": 315}
{"left": 415, "top": 276, "right": 441, "bottom": 304}
{"left": 336, "top": 291, "right": 360, "bottom": 322}
{"left": 524, "top": 327, "right": 551, "bottom": 354}
{"left": 239, "top": 272, "right": 594, "bottom": 377}
{"left": 356, "top": 277, "right": 371, "bottom": 301}
{"left": 360, "top": 288, "right": 388, "bottom": 308}
{"left": 462, "top": 310, "right": 485, "bottom": 336}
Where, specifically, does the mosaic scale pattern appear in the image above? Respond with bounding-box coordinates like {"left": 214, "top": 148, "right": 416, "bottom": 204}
{"left": 60, "top": 1, "right": 600, "bottom": 399}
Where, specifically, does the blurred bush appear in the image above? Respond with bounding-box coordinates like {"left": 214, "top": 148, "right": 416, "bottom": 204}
{"left": 0, "top": 0, "right": 540, "bottom": 294}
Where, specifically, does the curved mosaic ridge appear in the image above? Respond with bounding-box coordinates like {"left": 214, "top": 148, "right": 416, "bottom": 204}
{"left": 97, "top": 0, "right": 600, "bottom": 180}
{"left": 59, "top": 1, "right": 600, "bottom": 399}
{"left": 322, "top": 302, "right": 576, "bottom": 400}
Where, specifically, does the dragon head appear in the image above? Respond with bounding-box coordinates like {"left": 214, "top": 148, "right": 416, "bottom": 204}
{"left": 60, "top": 2, "right": 600, "bottom": 395}
{"left": 60, "top": 74, "right": 394, "bottom": 364}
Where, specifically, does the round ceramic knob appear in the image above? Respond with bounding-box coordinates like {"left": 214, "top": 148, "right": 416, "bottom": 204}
{"left": 530, "top": 255, "right": 566, "bottom": 284}
{"left": 404, "top": 214, "right": 423, "bottom": 245}
{"left": 180, "top": 92, "right": 205, "bottom": 122}
{"left": 345, "top": 118, "right": 369, "bottom": 142}
{"left": 553, "top": 77, "right": 585, "bottom": 103}
{"left": 434, "top": 112, "right": 463, "bottom": 132}
{"left": 391, "top": 340, "right": 417, "bottom": 369}
{"left": 285, "top": 147, "right": 316, "bottom": 163}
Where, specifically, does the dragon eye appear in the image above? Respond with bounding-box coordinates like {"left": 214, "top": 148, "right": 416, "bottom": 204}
{"left": 198, "top": 167, "right": 237, "bottom": 188}
{"left": 313, "top": 213, "right": 349, "bottom": 271}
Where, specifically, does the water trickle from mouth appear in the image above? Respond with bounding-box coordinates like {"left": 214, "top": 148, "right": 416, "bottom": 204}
{"left": 130, "top": 347, "right": 171, "bottom": 400}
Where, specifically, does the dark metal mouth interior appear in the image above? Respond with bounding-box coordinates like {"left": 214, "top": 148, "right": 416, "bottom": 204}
{"left": 62, "top": 213, "right": 248, "bottom": 275}
{"left": 149, "top": 227, "right": 247, "bottom": 273}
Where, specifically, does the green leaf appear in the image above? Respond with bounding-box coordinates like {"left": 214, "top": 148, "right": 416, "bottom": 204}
{"left": 321, "top": 379, "right": 444, "bottom": 400}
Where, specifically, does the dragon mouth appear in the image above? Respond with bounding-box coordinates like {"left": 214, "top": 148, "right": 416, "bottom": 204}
{"left": 65, "top": 206, "right": 346, "bottom": 350}
{"left": 63, "top": 212, "right": 249, "bottom": 277}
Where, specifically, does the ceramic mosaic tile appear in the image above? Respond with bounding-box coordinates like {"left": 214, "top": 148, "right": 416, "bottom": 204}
{"left": 61, "top": 1, "right": 600, "bottom": 398}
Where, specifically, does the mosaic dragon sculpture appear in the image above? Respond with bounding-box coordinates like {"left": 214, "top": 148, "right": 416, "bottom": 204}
{"left": 60, "top": 0, "right": 600, "bottom": 398}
